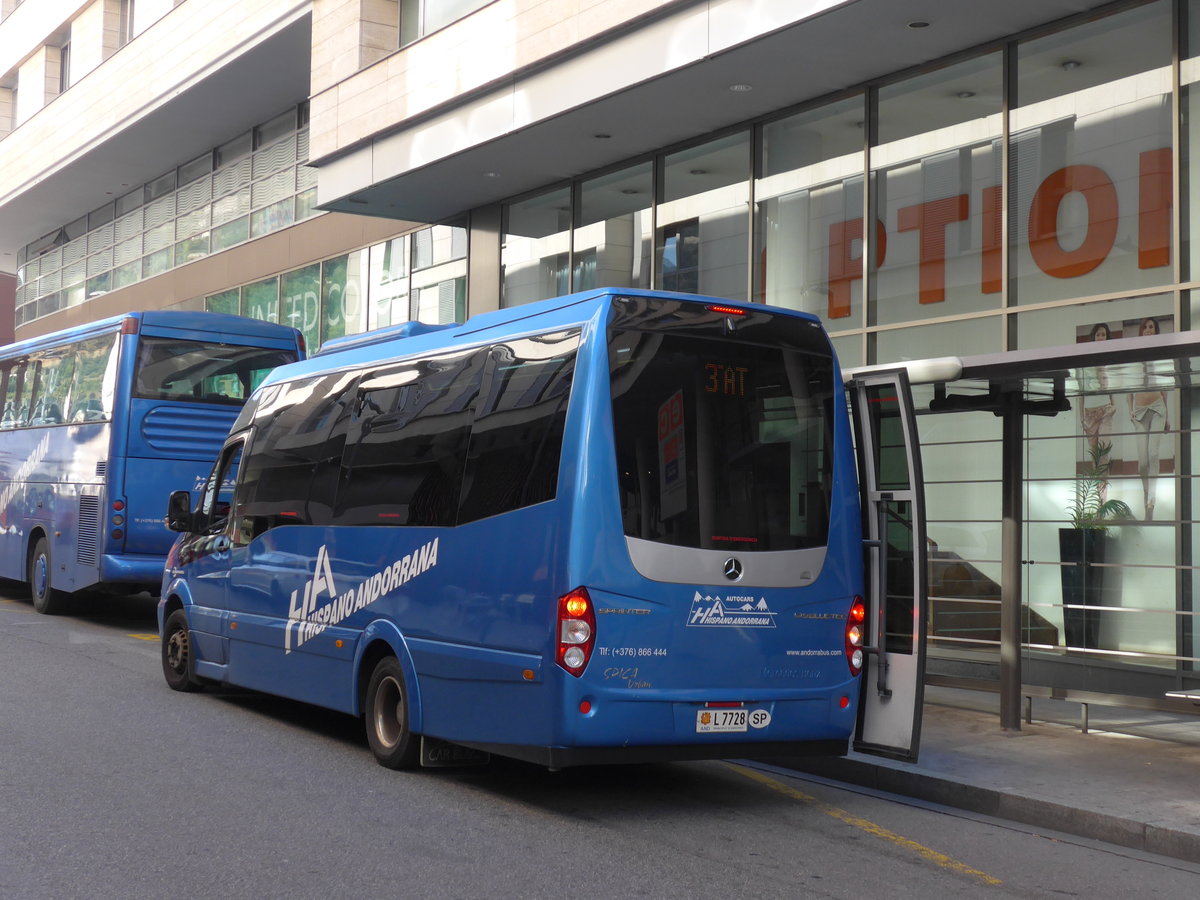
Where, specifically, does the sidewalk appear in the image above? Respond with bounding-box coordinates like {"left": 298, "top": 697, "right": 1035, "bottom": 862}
{"left": 786, "top": 685, "right": 1200, "bottom": 862}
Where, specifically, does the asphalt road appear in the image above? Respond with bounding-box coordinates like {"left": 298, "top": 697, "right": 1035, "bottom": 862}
{"left": 2, "top": 587, "right": 1198, "bottom": 900}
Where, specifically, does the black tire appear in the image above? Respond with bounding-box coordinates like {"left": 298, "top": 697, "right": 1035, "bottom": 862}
{"left": 364, "top": 656, "right": 420, "bottom": 769}
{"left": 162, "top": 608, "right": 204, "bottom": 693}
{"left": 29, "top": 536, "right": 70, "bottom": 615}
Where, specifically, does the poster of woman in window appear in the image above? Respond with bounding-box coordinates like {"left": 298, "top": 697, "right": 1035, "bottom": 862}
{"left": 1076, "top": 315, "right": 1173, "bottom": 520}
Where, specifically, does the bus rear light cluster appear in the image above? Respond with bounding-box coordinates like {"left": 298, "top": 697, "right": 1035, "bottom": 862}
{"left": 556, "top": 587, "right": 595, "bottom": 677}
{"left": 112, "top": 499, "right": 126, "bottom": 540}
{"left": 846, "top": 596, "right": 866, "bottom": 676}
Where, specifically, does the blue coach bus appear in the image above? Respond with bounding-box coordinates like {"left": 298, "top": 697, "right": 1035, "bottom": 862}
{"left": 159, "top": 289, "right": 928, "bottom": 768}
{"left": 0, "top": 311, "right": 303, "bottom": 614}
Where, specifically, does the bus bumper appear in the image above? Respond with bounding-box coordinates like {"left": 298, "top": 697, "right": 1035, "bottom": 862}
{"left": 100, "top": 553, "right": 167, "bottom": 587}
{"left": 451, "top": 738, "right": 848, "bottom": 769}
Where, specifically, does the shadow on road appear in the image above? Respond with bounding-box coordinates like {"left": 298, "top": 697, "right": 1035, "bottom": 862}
{"left": 201, "top": 684, "right": 782, "bottom": 816}
{"left": 64, "top": 590, "right": 160, "bottom": 630}
{"left": 0, "top": 579, "right": 160, "bottom": 632}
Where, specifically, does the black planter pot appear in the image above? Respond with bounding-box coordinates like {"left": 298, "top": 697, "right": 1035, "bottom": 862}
{"left": 1058, "top": 528, "right": 1113, "bottom": 650}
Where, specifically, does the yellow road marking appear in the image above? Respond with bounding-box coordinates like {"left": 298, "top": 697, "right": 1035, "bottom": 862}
{"left": 128, "top": 633, "right": 159, "bottom": 641}
{"left": 728, "top": 763, "right": 1002, "bottom": 886}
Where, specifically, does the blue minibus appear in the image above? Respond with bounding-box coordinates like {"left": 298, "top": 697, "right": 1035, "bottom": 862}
{"left": 0, "top": 311, "right": 303, "bottom": 614}
{"left": 159, "top": 289, "right": 927, "bottom": 768}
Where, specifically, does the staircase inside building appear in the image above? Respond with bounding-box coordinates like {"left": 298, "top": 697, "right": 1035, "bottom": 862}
{"left": 928, "top": 549, "right": 1059, "bottom": 645}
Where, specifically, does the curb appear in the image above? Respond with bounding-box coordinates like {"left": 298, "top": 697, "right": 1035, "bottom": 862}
{"left": 783, "top": 755, "right": 1200, "bottom": 864}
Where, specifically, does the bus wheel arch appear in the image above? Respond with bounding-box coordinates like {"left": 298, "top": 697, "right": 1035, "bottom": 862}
{"left": 160, "top": 593, "right": 185, "bottom": 621}
{"left": 28, "top": 531, "right": 70, "bottom": 615}
{"left": 354, "top": 629, "right": 423, "bottom": 730}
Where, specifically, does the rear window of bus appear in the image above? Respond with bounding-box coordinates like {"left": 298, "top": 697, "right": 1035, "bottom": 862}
{"left": 134, "top": 338, "right": 298, "bottom": 405}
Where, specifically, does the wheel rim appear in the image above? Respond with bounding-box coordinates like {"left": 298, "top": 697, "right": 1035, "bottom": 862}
{"left": 166, "top": 626, "right": 189, "bottom": 675}
{"left": 33, "top": 554, "right": 47, "bottom": 600}
{"left": 373, "top": 675, "right": 404, "bottom": 750}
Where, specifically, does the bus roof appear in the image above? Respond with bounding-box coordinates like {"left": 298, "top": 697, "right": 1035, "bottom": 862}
{"left": 266, "top": 288, "right": 822, "bottom": 388}
{"left": 0, "top": 310, "right": 302, "bottom": 359}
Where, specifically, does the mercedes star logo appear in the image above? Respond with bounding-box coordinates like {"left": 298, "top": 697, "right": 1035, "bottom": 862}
{"left": 723, "top": 557, "right": 743, "bottom": 581}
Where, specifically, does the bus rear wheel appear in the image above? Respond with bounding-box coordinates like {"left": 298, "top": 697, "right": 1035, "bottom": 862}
{"left": 29, "top": 536, "right": 70, "bottom": 616}
{"left": 365, "top": 657, "right": 420, "bottom": 769}
{"left": 162, "top": 609, "right": 204, "bottom": 692}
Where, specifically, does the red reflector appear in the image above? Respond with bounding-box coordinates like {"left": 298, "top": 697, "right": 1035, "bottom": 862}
{"left": 705, "top": 304, "right": 747, "bottom": 316}
{"left": 839, "top": 696, "right": 850, "bottom": 709}
{"left": 704, "top": 701, "right": 744, "bottom": 708}
{"left": 121, "top": 316, "right": 139, "bottom": 335}
{"left": 579, "top": 701, "right": 591, "bottom": 714}
{"left": 376, "top": 513, "right": 401, "bottom": 518}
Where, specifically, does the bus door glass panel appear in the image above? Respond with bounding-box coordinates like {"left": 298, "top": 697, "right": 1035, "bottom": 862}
{"left": 334, "top": 347, "right": 486, "bottom": 526}
{"left": 850, "top": 372, "right": 927, "bottom": 761}
{"left": 458, "top": 331, "right": 580, "bottom": 524}
{"left": 181, "top": 440, "right": 245, "bottom": 664}
{"left": 608, "top": 327, "right": 834, "bottom": 551}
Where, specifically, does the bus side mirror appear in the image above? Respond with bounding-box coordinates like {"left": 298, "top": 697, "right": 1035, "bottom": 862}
{"left": 166, "top": 490, "right": 194, "bottom": 532}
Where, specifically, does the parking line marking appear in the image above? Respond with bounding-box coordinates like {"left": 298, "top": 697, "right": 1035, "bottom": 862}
{"left": 128, "top": 633, "right": 158, "bottom": 641}
{"left": 727, "top": 763, "right": 1002, "bottom": 886}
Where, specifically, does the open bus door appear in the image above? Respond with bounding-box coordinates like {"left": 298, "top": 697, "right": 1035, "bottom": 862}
{"left": 849, "top": 369, "right": 928, "bottom": 762}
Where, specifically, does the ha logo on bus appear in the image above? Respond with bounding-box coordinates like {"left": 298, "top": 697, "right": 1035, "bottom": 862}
{"left": 686, "top": 591, "right": 776, "bottom": 627}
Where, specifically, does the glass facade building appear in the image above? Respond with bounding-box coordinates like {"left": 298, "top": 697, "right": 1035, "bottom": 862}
{"left": 8, "top": 0, "right": 1200, "bottom": 703}
{"left": 494, "top": 0, "right": 1199, "bottom": 697}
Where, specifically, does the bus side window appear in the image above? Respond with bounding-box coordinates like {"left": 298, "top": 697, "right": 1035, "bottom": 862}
{"left": 0, "top": 361, "right": 14, "bottom": 429}
{"left": 31, "top": 349, "right": 74, "bottom": 425}
{"left": 334, "top": 348, "right": 486, "bottom": 527}
{"left": 11, "top": 360, "right": 40, "bottom": 429}
{"left": 234, "top": 372, "right": 355, "bottom": 539}
{"left": 198, "top": 442, "right": 243, "bottom": 535}
{"left": 68, "top": 334, "right": 117, "bottom": 422}
{"left": 458, "top": 332, "right": 579, "bottom": 524}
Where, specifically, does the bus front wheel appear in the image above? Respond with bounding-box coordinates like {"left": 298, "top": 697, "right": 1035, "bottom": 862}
{"left": 29, "top": 536, "right": 69, "bottom": 615}
{"left": 365, "top": 657, "right": 420, "bottom": 769}
{"left": 162, "top": 609, "right": 204, "bottom": 693}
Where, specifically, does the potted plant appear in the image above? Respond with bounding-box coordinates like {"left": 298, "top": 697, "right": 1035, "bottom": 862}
{"left": 1059, "top": 441, "right": 1131, "bottom": 649}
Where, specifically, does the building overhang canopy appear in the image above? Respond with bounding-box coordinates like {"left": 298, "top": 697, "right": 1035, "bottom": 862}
{"left": 0, "top": 13, "right": 311, "bottom": 273}
{"left": 316, "top": 0, "right": 1118, "bottom": 225}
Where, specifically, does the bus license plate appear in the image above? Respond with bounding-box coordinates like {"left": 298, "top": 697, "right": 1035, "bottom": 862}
{"left": 696, "top": 708, "right": 748, "bottom": 733}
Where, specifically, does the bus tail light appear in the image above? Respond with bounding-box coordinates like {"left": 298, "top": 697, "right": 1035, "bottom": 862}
{"left": 556, "top": 587, "right": 595, "bottom": 677}
{"left": 112, "top": 499, "right": 127, "bottom": 534}
{"left": 121, "top": 316, "right": 139, "bottom": 335}
{"left": 846, "top": 596, "right": 866, "bottom": 676}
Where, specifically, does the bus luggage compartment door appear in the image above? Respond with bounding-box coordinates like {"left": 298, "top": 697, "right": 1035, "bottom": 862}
{"left": 849, "top": 370, "right": 928, "bottom": 762}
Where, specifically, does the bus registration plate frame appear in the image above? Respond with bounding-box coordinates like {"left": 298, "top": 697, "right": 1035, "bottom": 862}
{"left": 696, "top": 708, "right": 748, "bottom": 733}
